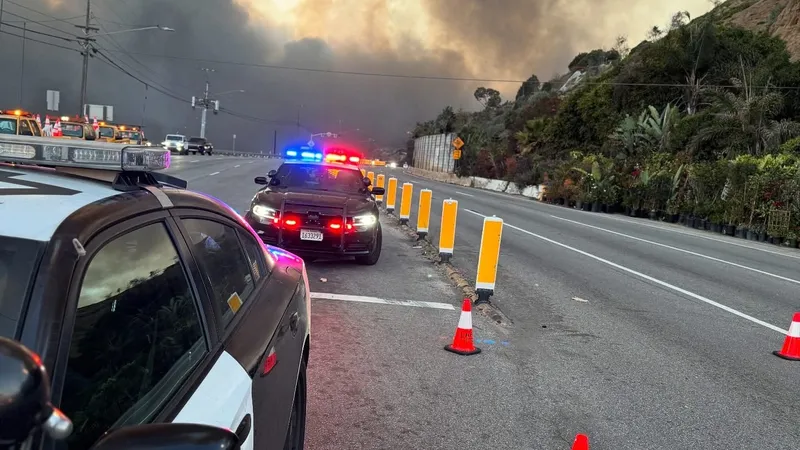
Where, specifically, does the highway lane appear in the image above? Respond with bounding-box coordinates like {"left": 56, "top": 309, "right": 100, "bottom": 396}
{"left": 373, "top": 167, "right": 800, "bottom": 449}
{"left": 162, "top": 156, "right": 559, "bottom": 449}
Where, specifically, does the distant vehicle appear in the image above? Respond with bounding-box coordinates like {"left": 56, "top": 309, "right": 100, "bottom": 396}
{"left": 188, "top": 136, "right": 214, "bottom": 155}
{"left": 162, "top": 134, "right": 189, "bottom": 154}
{"left": 117, "top": 125, "right": 149, "bottom": 145}
{"left": 245, "top": 147, "right": 384, "bottom": 265}
{"left": 0, "top": 134, "right": 311, "bottom": 450}
{"left": 53, "top": 116, "right": 98, "bottom": 141}
{"left": 0, "top": 109, "right": 42, "bottom": 137}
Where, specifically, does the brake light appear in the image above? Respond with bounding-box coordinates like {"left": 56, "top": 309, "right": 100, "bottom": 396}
{"left": 283, "top": 216, "right": 299, "bottom": 228}
{"left": 329, "top": 222, "right": 342, "bottom": 230}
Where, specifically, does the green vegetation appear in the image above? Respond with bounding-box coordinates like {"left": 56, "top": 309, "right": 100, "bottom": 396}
{"left": 411, "top": 10, "right": 800, "bottom": 242}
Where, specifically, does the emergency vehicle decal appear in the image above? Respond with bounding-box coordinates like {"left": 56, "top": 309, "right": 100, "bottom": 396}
{"left": 0, "top": 169, "right": 80, "bottom": 196}
{"left": 172, "top": 350, "right": 255, "bottom": 450}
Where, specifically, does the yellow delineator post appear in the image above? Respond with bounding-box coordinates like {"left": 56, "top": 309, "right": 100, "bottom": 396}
{"left": 367, "top": 171, "right": 375, "bottom": 191}
{"left": 386, "top": 177, "right": 398, "bottom": 213}
{"left": 416, "top": 189, "right": 432, "bottom": 239}
{"left": 360, "top": 168, "right": 366, "bottom": 177}
{"left": 399, "top": 182, "right": 413, "bottom": 225}
{"left": 438, "top": 199, "right": 458, "bottom": 263}
{"left": 475, "top": 215, "right": 503, "bottom": 305}
{"left": 375, "top": 174, "right": 385, "bottom": 204}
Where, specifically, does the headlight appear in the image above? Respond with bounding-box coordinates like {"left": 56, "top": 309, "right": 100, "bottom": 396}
{"left": 252, "top": 205, "right": 278, "bottom": 223}
{"left": 353, "top": 214, "right": 377, "bottom": 228}
{"left": 177, "top": 143, "right": 184, "bottom": 148}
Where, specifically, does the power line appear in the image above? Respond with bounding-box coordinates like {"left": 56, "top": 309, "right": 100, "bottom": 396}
{"left": 4, "top": 0, "right": 81, "bottom": 26}
{"left": 3, "top": 14, "right": 83, "bottom": 23}
{"left": 1, "top": 21, "right": 76, "bottom": 42}
{"left": 1, "top": 10, "right": 80, "bottom": 38}
{"left": 0, "top": 28, "right": 80, "bottom": 52}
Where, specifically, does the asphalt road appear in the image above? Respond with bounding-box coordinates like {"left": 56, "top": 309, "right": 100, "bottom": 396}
{"left": 163, "top": 156, "right": 548, "bottom": 449}
{"left": 164, "top": 156, "right": 800, "bottom": 448}
{"left": 367, "top": 166, "right": 800, "bottom": 449}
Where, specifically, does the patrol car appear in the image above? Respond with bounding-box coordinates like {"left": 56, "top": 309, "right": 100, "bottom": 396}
{"left": 0, "top": 135, "right": 310, "bottom": 450}
{"left": 244, "top": 148, "right": 385, "bottom": 265}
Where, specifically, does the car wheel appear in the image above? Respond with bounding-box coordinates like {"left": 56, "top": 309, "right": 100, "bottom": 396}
{"left": 283, "top": 361, "right": 307, "bottom": 450}
{"left": 355, "top": 223, "right": 382, "bottom": 265}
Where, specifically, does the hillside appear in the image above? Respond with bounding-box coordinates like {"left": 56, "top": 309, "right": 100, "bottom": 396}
{"left": 718, "top": 0, "right": 800, "bottom": 60}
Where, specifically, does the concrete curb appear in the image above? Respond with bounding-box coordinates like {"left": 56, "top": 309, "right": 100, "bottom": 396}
{"left": 406, "top": 167, "right": 542, "bottom": 200}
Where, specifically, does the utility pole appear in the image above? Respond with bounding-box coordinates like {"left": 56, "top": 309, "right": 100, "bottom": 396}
{"left": 0, "top": 0, "right": 5, "bottom": 47}
{"left": 192, "top": 68, "right": 218, "bottom": 138}
{"left": 76, "top": 0, "right": 99, "bottom": 116}
{"left": 18, "top": 22, "right": 25, "bottom": 106}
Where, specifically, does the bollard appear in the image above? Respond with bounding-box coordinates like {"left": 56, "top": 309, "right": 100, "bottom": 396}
{"left": 367, "top": 171, "right": 375, "bottom": 190}
{"left": 386, "top": 177, "right": 398, "bottom": 214}
{"left": 475, "top": 215, "right": 503, "bottom": 305}
{"left": 399, "top": 182, "right": 413, "bottom": 225}
{"left": 438, "top": 199, "right": 458, "bottom": 263}
{"left": 360, "top": 168, "right": 366, "bottom": 177}
{"left": 375, "top": 174, "right": 385, "bottom": 204}
{"left": 416, "top": 189, "right": 432, "bottom": 240}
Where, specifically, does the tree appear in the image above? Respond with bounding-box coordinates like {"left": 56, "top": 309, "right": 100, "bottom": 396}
{"left": 474, "top": 87, "right": 502, "bottom": 108}
{"left": 435, "top": 106, "right": 457, "bottom": 133}
{"left": 647, "top": 26, "right": 663, "bottom": 41}
{"left": 516, "top": 74, "right": 540, "bottom": 101}
{"left": 670, "top": 11, "right": 691, "bottom": 30}
{"left": 612, "top": 35, "right": 630, "bottom": 60}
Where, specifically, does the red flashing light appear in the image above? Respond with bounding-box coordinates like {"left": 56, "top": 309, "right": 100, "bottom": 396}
{"left": 329, "top": 222, "right": 342, "bottom": 230}
{"left": 349, "top": 156, "right": 360, "bottom": 163}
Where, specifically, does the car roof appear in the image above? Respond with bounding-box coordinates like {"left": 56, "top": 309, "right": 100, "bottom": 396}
{"left": 0, "top": 165, "right": 120, "bottom": 242}
{"left": 281, "top": 160, "right": 361, "bottom": 170}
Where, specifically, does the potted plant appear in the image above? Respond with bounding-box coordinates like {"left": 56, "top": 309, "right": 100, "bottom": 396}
{"left": 784, "top": 230, "right": 797, "bottom": 248}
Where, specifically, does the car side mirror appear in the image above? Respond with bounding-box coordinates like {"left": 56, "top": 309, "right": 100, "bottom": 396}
{"left": 267, "top": 170, "right": 277, "bottom": 177}
{"left": 371, "top": 187, "right": 385, "bottom": 196}
{"left": 363, "top": 177, "right": 371, "bottom": 186}
{"left": 0, "top": 337, "right": 73, "bottom": 446}
{"left": 254, "top": 176, "right": 268, "bottom": 185}
{"left": 89, "top": 423, "right": 240, "bottom": 450}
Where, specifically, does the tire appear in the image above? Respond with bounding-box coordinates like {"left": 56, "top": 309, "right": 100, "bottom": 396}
{"left": 355, "top": 223, "right": 382, "bottom": 265}
{"left": 283, "top": 361, "right": 307, "bottom": 450}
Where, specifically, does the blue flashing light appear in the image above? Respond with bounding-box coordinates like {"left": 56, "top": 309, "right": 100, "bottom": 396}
{"left": 284, "top": 148, "right": 323, "bottom": 161}
{"left": 286, "top": 150, "right": 297, "bottom": 157}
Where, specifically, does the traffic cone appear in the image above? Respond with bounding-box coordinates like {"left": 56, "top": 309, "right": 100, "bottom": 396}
{"left": 572, "top": 434, "right": 589, "bottom": 450}
{"left": 444, "top": 298, "right": 480, "bottom": 355}
{"left": 773, "top": 312, "right": 800, "bottom": 361}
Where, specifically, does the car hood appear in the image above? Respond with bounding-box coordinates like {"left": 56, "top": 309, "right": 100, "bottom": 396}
{"left": 253, "top": 188, "right": 372, "bottom": 213}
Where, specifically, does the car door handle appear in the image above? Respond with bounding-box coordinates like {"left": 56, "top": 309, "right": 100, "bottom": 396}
{"left": 289, "top": 312, "right": 299, "bottom": 332}
{"left": 235, "top": 414, "right": 252, "bottom": 443}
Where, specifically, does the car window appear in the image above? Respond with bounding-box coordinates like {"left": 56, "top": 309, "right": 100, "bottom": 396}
{"left": 274, "top": 163, "right": 366, "bottom": 194}
{"left": 0, "top": 236, "right": 43, "bottom": 339}
{"left": 182, "top": 218, "right": 255, "bottom": 329}
{"left": 60, "top": 223, "right": 206, "bottom": 450}
{"left": 0, "top": 118, "right": 17, "bottom": 134}
{"left": 61, "top": 124, "right": 83, "bottom": 138}
{"left": 19, "top": 119, "right": 33, "bottom": 136}
{"left": 29, "top": 119, "right": 42, "bottom": 136}
{"left": 238, "top": 229, "right": 268, "bottom": 283}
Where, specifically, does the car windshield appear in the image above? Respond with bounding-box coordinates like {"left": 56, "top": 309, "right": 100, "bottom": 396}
{"left": 120, "top": 131, "right": 141, "bottom": 140}
{"left": 0, "top": 236, "right": 42, "bottom": 339}
{"left": 189, "top": 137, "right": 204, "bottom": 143}
{"left": 0, "top": 118, "right": 17, "bottom": 134}
{"left": 273, "top": 163, "right": 366, "bottom": 194}
{"left": 166, "top": 135, "right": 183, "bottom": 141}
{"left": 61, "top": 124, "right": 83, "bottom": 138}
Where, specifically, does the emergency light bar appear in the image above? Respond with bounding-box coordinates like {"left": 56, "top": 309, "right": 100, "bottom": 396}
{"left": 284, "top": 148, "right": 323, "bottom": 161}
{"left": 0, "top": 135, "right": 170, "bottom": 171}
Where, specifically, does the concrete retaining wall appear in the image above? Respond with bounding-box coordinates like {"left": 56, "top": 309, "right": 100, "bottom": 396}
{"left": 406, "top": 167, "right": 545, "bottom": 200}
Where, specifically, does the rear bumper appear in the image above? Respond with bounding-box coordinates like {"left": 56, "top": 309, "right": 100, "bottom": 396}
{"left": 246, "top": 213, "right": 376, "bottom": 257}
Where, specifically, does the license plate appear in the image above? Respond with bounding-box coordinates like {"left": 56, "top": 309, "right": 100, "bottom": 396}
{"left": 300, "top": 229, "right": 323, "bottom": 241}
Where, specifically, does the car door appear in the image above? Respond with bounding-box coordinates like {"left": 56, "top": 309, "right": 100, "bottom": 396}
{"left": 170, "top": 208, "right": 305, "bottom": 449}
{"left": 47, "top": 213, "right": 254, "bottom": 450}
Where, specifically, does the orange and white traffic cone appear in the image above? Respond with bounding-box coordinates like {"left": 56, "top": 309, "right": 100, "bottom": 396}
{"left": 445, "top": 298, "right": 481, "bottom": 355}
{"left": 773, "top": 312, "right": 800, "bottom": 361}
{"left": 572, "top": 434, "right": 589, "bottom": 450}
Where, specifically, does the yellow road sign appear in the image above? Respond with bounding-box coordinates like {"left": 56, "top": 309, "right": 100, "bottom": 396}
{"left": 452, "top": 136, "right": 464, "bottom": 149}
{"left": 453, "top": 149, "right": 462, "bottom": 160}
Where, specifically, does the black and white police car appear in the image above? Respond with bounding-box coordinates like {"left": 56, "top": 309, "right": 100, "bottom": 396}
{"left": 244, "top": 148, "right": 384, "bottom": 265}
{"left": 0, "top": 135, "right": 310, "bottom": 450}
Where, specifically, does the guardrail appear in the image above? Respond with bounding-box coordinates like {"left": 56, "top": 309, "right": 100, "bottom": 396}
{"left": 212, "top": 150, "right": 282, "bottom": 159}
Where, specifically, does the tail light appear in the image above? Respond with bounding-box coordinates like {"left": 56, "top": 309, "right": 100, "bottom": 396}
{"left": 327, "top": 217, "right": 354, "bottom": 232}
{"left": 282, "top": 214, "right": 300, "bottom": 228}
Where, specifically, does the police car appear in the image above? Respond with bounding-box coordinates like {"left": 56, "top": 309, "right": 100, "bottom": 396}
{"left": 244, "top": 148, "right": 385, "bottom": 265}
{"left": 0, "top": 135, "right": 310, "bottom": 450}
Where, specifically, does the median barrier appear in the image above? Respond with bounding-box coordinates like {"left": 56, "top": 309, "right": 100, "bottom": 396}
{"left": 399, "top": 182, "right": 413, "bottom": 225}
{"left": 475, "top": 215, "right": 503, "bottom": 305}
{"left": 416, "top": 189, "right": 432, "bottom": 239}
{"left": 385, "top": 177, "right": 398, "bottom": 213}
{"left": 375, "top": 174, "right": 385, "bottom": 204}
{"left": 438, "top": 199, "right": 458, "bottom": 263}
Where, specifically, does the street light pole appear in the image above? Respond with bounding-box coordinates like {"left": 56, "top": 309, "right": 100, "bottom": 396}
{"left": 200, "top": 77, "right": 210, "bottom": 138}
{"left": 77, "top": 0, "right": 98, "bottom": 116}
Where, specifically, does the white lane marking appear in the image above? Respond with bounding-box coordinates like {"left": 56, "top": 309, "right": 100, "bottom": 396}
{"left": 463, "top": 209, "right": 787, "bottom": 335}
{"left": 209, "top": 171, "right": 220, "bottom": 176}
{"left": 311, "top": 292, "right": 455, "bottom": 310}
{"left": 234, "top": 164, "right": 241, "bottom": 168}
{"left": 551, "top": 215, "right": 800, "bottom": 286}
{"left": 191, "top": 160, "right": 200, "bottom": 163}
{"left": 572, "top": 297, "right": 589, "bottom": 303}
{"left": 456, "top": 191, "right": 475, "bottom": 197}
{"left": 561, "top": 208, "right": 800, "bottom": 261}
{"left": 247, "top": 161, "right": 255, "bottom": 164}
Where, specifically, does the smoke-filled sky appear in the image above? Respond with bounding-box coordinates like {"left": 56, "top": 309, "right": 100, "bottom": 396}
{"left": 0, "top": 0, "right": 712, "bottom": 153}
